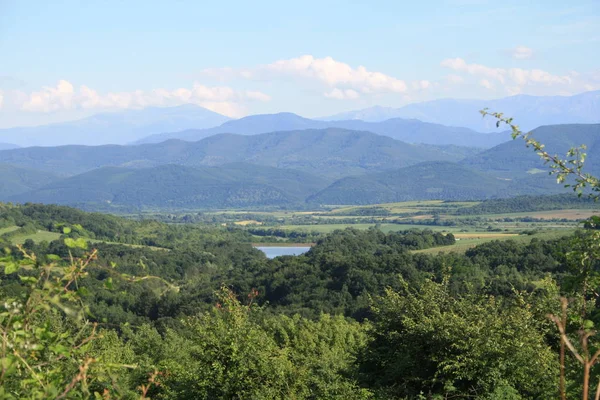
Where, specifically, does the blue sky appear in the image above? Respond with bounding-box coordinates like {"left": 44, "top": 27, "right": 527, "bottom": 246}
{"left": 0, "top": 0, "right": 598, "bottom": 127}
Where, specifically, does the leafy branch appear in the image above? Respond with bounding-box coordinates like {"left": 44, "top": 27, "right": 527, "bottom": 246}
{"left": 480, "top": 109, "right": 600, "bottom": 199}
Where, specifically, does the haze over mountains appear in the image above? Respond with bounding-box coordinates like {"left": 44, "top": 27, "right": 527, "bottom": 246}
{"left": 1, "top": 122, "right": 598, "bottom": 208}
{"left": 0, "top": 143, "right": 20, "bottom": 151}
{"left": 0, "top": 90, "right": 599, "bottom": 209}
{"left": 9, "top": 163, "right": 329, "bottom": 209}
{"left": 0, "top": 90, "right": 597, "bottom": 148}
{"left": 0, "top": 128, "right": 474, "bottom": 178}
{"left": 322, "top": 91, "right": 600, "bottom": 132}
{"left": 0, "top": 105, "right": 231, "bottom": 147}
{"left": 136, "top": 112, "right": 508, "bottom": 148}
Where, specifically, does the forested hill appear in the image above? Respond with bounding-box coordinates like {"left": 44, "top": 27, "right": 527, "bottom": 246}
{"left": 0, "top": 128, "right": 476, "bottom": 178}
{"left": 136, "top": 112, "right": 508, "bottom": 148}
{"left": 462, "top": 123, "right": 600, "bottom": 178}
{"left": 308, "top": 161, "right": 516, "bottom": 204}
{"left": 0, "top": 163, "right": 62, "bottom": 198}
{"left": 9, "top": 163, "right": 329, "bottom": 208}
{"left": 2, "top": 123, "right": 599, "bottom": 208}
{"left": 0, "top": 202, "right": 591, "bottom": 398}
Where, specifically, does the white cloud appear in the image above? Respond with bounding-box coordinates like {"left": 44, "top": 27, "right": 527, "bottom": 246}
{"left": 441, "top": 58, "right": 505, "bottom": 82}
{"left": 264, "top": 55, "right": 408, "bottom": 94}
{"left": 479, "top": 79, "right": 494, "bottom": 90}
{"left": 21, "top": 80, "right": 76, "bottom": 112}
{"left": 0, "top": 91, "right": 3, "bottom": 109}
{"left": 15, "top": 80, "right": 270, "bottom": 117}
{"left": 440, "top": 57, "right": 595, "bottom": 95}
{"left": 511, "top": 46, "right": 533, "bottom": 59}
{"left": 324, "top": 88, "right": 360, "bottom": 100}
{"left": 203, "top": 55, "right": 408, "bottom": 97}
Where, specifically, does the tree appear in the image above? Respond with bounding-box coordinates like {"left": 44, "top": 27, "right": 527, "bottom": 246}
{"left": 482, "top": 110, "right": 600, "bottom": 400}
{"left": 360, "top": 277, "right": 558, "bottom": 399}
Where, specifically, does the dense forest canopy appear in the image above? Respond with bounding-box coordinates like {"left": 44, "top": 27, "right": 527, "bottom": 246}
{"left": 0, "top": 199, "right": 598, "bottom": 398}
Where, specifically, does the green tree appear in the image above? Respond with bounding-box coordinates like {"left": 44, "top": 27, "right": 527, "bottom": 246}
{"left": 482, "top": 110, "right": 600, "bottom": 400}
{"left": 360, "top": 277, "right": 558, "bottom": 399}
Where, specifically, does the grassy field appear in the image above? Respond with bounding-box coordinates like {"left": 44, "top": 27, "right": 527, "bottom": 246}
{"left": 448, "top": 209, "right": 599, "bottom": 221}
{"left": 10, "top": 230, "right": 62, "bottom": 245}
{"left": 0, "top": 226, "right": 20, "bottom": 235}
{"left": 413, "top": 229, "right": 575, "bottom": 255}
{"left": 280, "top": 223, "right": 468, "bottom": 234}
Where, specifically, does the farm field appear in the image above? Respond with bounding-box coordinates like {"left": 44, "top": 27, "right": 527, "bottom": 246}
{"left": 279, "top": 223, "right": 471, "bottom": 234}
{"left": 413, "top": 229, "right": 576, "bottom": 255}
{"left": 10, "top": 230, "right": 62, "bottom": 245}
{"left": 449, "top": 209, "right": 600, "bottom": 220}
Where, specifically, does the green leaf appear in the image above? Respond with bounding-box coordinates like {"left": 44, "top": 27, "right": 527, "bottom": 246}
{"left": 104, "top": 277, "right": 114, "bottom": 290}
{"left": 64, "top": 237, "right": 88, "bottom": 249}
{"left": 19, "top": 276, "right": 37, "bottom": 284}
{"left": 62, "top": 226, "right": 72, "bottom": 234}
{"left": 4, "top": 262, "right": 18, "bottom": 275}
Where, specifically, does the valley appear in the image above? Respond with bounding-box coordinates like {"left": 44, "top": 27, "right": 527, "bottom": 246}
{"left": 3, "top": 3, "right": 600, "bottom": 397}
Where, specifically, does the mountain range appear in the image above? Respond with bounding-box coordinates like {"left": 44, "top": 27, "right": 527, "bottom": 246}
{"left": 0, "top": 143, "right": 20, "bottom": 151}
{"left": 136, "top": 112, "right": 508, "bottom": 148}
{"left": 0, "top": 164, "right": 61, "bottom": 199}
{"left": 310, "top": 123, "right": 600, "bottom": 204}
{"left": 1, "top": 123, "right": 598, "bottom": 208}
{"left": 9, "top": 163, "right": 328, "bottom": 209}
{"left": 0, "top": 104, "right": 231, "bottom": 147}
{"left": 0, "top": 128, "right": 477, "bottom": 178}
{"left": 322, "top": 90, "right": 600, "bottom": 133}
{"left": 0, "top": 90, "right": 598, "bottom": 149}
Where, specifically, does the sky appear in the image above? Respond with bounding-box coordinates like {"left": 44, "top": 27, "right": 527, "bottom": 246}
{"left": 0, "top": 0, "right": 599, "bottom": 128}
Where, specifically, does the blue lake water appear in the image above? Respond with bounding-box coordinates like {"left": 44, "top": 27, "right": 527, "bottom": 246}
{"left": 256, "top": 246, "right": 311, "bottom": 259}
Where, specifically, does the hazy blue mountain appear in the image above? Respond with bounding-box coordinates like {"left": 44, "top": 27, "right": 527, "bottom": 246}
{"left": 11, "top": 163, "right": 329, "bottom": 209}
{"left": 0, "top": 163, "right": 62, "bottom": 199}
{"left": 0, "top": 128, "right": 478, "bottom": 179}
{"left": 0, "top": 143, "right": 20, "bottom": 150}
{"left": 319, "top": 105, "right": 402, "bottom": 122}
{"left": 307, "top": 162, "right": 516, "bottom": 205}
{"left": 0, "top": 104, "right": 231, "bottom": 147}
{"left": 321, "top": 90, "right": 600, "bottom": 132}
{"left": 135, "top": 112, "right": 318, "bottom": 144}
{"left": 137, "top": 112, "right": 506, "bottom": 148}
{"left": 462, "top": 124, "right": 600, "bottom": 178}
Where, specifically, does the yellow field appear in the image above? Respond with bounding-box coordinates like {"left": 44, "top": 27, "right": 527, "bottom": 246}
{"left": 234, "top": 220, "right": 263, "bottom": 226}
{"left": 453, "top": 233, "right": 519, "bottom": 239}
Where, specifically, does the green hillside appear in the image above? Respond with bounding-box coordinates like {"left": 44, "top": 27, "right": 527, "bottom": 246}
{"left": 184, "top": 128, "right": 473, "bottom": 178}
{"left": 308, "top": 161, "right": 514, "bottom": 205}
{"left": 0, "top": 163, "right": 62, "bottom": 199}
{"left": 0, "top": 128, "right": 477, "bottom": 179}
{"left": 12, "top": 163, "right": 329, "bottom": 209}
{"left": 462, "top": 124, "right": 600, "bottom": 178}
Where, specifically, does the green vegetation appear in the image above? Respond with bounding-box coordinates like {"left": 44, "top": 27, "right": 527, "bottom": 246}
{"left": 308, "top": 161, "right": 517, "bottom": 204}
{"left": 0, "top": 163, "right": 61, "bottom": 198}
{"left": 1, "top": 111, "right": 600, "bottom": 399}
{"left": 11, "top": 163, "right": 329, "bottom": 209}
{"left": 2, "top": 124, "right": 598, "bottom": 209}
{"left": 0, "top": 128, "right": 472, "bottom": 179}
{"left": 1, "top": 201, "right": 597, "bottom": 398}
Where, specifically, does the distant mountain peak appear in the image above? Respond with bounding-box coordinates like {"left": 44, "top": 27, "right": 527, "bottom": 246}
{"left": 0, "top": 105, "right": 232, "bottom": 147}
{"left": 318, "top": 90, "right": 600, "bottom": 131}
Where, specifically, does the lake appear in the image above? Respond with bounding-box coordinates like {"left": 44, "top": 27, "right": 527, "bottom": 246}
{"left": 255, "top": 246, "right": 311, "bottom": 259}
